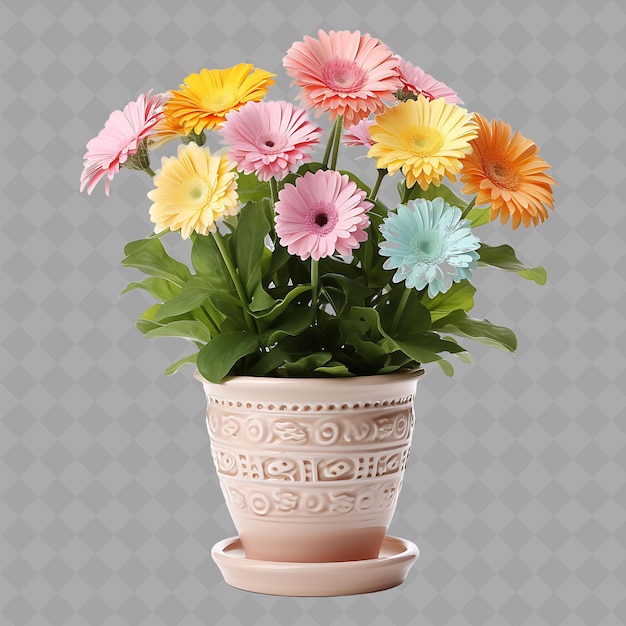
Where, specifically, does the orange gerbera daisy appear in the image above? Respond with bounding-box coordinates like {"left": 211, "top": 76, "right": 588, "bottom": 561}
{"left": 460, "top": 113, "right": 556, "bottom": 229}
{"left": 149, "top": 104, "right": 188, "bottom": 149}
{"left": 164, "top": 64, "right": 275, "bottom": 135}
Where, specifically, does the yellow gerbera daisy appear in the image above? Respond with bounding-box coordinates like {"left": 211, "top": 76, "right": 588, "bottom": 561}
{"left": 460, "top": 113, "right": 556, "bottom": 229}
{"left": 148, "top": 142, "right": 239, "bottom": 239}
{"left": 164, "top": 64, "right": 275, "bottom": 135}
{"left": 368, "top": 96, "right": 478, "bottom": 190}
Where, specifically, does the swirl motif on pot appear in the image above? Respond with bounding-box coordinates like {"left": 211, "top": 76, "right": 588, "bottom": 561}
{"left": 264, "top": 458, "right": 300, "bottom": 481}
{"left": 273, "top": 421, "right": 308, "bottom": 442}
{"left": 317, "top": 458, "right": 355, "bottom": 480}
{"left": 249, "top": 492, "right": 272, "bottom": 516}
{"left": 272, "top": 491, "right": 299, "bottom": 512}
{"left": 217, "top": 479, "right": 404, "bottom": 516}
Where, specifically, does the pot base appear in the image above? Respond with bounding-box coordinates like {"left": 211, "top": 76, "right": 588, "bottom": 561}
{"left": 211, "top": 535, "right": 419, "bottom": 596}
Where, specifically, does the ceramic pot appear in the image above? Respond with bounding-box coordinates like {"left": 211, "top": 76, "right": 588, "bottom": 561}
{"left": 195, "top": 370, "right": 424, "bottom": 564}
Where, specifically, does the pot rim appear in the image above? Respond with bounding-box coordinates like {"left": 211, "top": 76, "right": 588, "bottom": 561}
{"left": 193, "top": 368, "right": 425, "bottom": 389}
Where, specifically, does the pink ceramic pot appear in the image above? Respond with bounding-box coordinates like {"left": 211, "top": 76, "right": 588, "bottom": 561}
{"left": 195, "top": 370, "right": 424, "bottom": 563}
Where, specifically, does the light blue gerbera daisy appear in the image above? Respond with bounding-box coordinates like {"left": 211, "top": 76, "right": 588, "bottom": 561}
{"left": 379, "top": 197, "right": 480, "bottom": 297}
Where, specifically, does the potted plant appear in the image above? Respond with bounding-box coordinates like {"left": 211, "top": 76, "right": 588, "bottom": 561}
{"left": 80, "top": 29, "right": 556, "bottom": 596}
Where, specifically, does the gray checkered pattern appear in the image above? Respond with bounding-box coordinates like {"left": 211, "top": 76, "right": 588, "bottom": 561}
{"left": 2, "top": 0, "right": 625, "bottom": 624}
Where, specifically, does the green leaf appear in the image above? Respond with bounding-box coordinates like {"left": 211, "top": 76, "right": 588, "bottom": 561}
{"left": 324, "top": 273, "right": 375, "bottom": 311}
{"left": 206, "top": 291, "right": 247, "bottom": 328}
{"left": 145, "top": 320, "right": 212, "bottom": 343}
{"left": 436, "top": 358, "right": 455, "bottom": 376}
{"left": 165, "top": 353, "right": 197, "bottom": 376}
{"left": 236, "top": 171, "right": 271, "bottom": 203}
{"left": 122, "top": 237, "right": 191, "bottom": 286}
{"left": 351, "top": 305, "right": 463, "bottom": 365}
{"left": 154, "top": 276, "right": 214, "bottom": 320}
{"left": 422, "top": 280, "right": 476, "bottom": 322}
{"left": 196, "top": 331, "right": 260, "bottom": 383}
{"left": 120, "top": 277, "right": 181, "bottom": 301}
{"left": 394, "top": 334, "right": 466, "bottom": 363}
{"left": 190, "top": 233, "right": 232, "bottom": 291}
{"left": 281, "top": 352, "right": 331, "bottom": 376}
{"left": 477, "top": 243, "right": 547, "bottom": 285}
{"left": 398, "top": 181, "right": 468, "bottom": 209}
{"left": 267, "top": 307, "right": 313, "bottom": 344}
{"left": 434, "top": 310, "right": 517, "bottom": 352}
{"left": 231, "top": 200, "right": 271, "bottom": 296}
{"left": 250, "top": 284, "right": 311, "bottom": 320}
{"left": 339, "top": 318, "right": 387, "bottom": 362}
{"left": 246, "top": 345, "right": 290, "bottom": 376}
{"left": 378, "top": 288, "right": 432, "bottom": 335}
{"left": 467, "top": 206, "right": 492, "bottom": 227}
{"left": 315, "top": 363, "right": 354, "bottom": 376}
{"left": 249, "top": 283, "right": 277, "bottom": 312}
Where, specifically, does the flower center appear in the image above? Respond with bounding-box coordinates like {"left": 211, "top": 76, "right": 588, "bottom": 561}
{"left": 306, "top": 201, "right": 339, "bottom": 235}
{"left": 321, "top": 59, "right": 367, "bottom": 93}
{"left": 406, "top": 126, "right": 444, "bottom": 156}
{"left": 410, "top": 230, "right": 445, "bottom": 263}
{"left": 486, "top": 160, "right": 519, "bottom": 190}
{"left": 202, "top": 87, "right": 237, "bottom": 113}
{"left": 256, "top": 131, "right": 287, "bottom": 153}
{"left": 185, "top": 177, "right": 211, "bottom": 206}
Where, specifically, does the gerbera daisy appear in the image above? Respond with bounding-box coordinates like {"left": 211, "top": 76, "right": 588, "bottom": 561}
{"left": 148, "top": 142, "right": 239, "bottom": 239}
{"left": 342, "top": 118, "right": 375, "bottom": 149}
{"left": 219, "top": 100, "right": 322, "bottom": 181}
{"left": 164, "top": 64, "right": 275, "bottom": 135}
{"left": 149, "top": 105, "right": 188, "bottom": 149}
{"left": 274, "top": 169, "right": 372, "bottom": 261}
{"left": 394, "top": 56, "right": 462, "bottom": 104}
{"left": 283, "top": 29, "right": 401, "bottom": 128}
{"left": 368, "top": 95, "right": 478, "bottom": 190}
{"left": 379, "top": 198, "right": 480, "bottom": 297}
{"left": 80, "top": 90, "right": 168, "bottom": 195}
{"left": 460, "top": 113, "right": 556, "bottom": 229}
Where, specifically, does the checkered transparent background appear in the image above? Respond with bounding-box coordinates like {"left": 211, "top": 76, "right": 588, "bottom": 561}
{"left": 2, "top": 1, "right": 625, "bottom": 624}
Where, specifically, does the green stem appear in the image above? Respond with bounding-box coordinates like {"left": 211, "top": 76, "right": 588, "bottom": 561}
{"left": 369, "top": 169, "right": 386, "bottom": 201}
{"left": 145, "top": 166, "right": 156, "bottom": 177}
{"left": 199, "top": 305, "right": 220, "bottom": 337}
{"left": 391, "top": 288, "right": 411, "bottom": 334}
{"left": 211, "top": 229, "right": 257, "bottom": 334}
{"left": 311, "top": 259, "right": 319, "bottom": 321}
{"left": 329, "top": 116, "right": 343, "bottom": 170}
{"left": 401, "top": 182, "right": 411, "bottom": 205}
{"left": 460, "top": 195, "right": 477, "bottom": 220}
{"left": 322, "top": 121, "right": 337, "bottom": 169}
{"left": 269, "top": 177, "right": 279, "bottom": 204}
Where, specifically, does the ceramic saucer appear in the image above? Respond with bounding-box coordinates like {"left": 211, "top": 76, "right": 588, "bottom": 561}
{"left": 211, "top": 535, "right": 419, "bottom": 596}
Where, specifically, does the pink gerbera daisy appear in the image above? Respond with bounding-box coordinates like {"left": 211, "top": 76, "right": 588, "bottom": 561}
{"left": 342, "top": 118, "right": 376, "bottom": 149}
{"left": 80, "top": 91, "right": 168, "bottom": 195}
{"left": 395, "top": 56, "right": 462, "bottom": 104}
{"left": 283, "top": 30, "right": 401, "bottom": 128}
{"left": 275, "top": 169, "right": 372, "bottom": 261}
{"left": 219, "top": 100, "right": 322, "bottom": 181}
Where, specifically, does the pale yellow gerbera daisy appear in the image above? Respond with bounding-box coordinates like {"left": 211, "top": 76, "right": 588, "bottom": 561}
{"left": 368, "top": 95, "right": 478, "bottom": 190}
{"left": 148, "top": 142, "right": 239, "bottom": 239}
{"left": 164, "top": 64, "right": 275, "bottom": 135}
